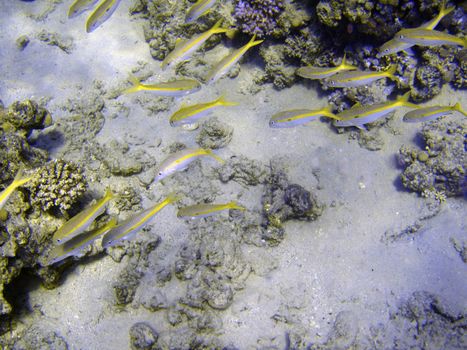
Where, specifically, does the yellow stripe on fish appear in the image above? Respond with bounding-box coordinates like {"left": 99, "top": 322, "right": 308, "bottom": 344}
{"left": 326, "top": 64, "right": 398, "bottom": 88}
{"left": 85, "top": 0, "right": 122, "bottom": 33}
{"left": 378, "top": 0, "right": 454, "bottom": 57}
{"left": 177, "top": 201, "right": 245, "bottom": 219}
{"left": 155, "top": 148, "right": 224, "bottom": 182}
{"left": 53, "top": 188, "right": 115, "bottom": 244}
{"left": 162, "top": 19, "right": 228, "bottom": 70}
{"left": 335, "top": 91, "right": 419, "bottom": 128}
{"left": 206, "top": 35, "right": 263, "bottom": 83}
{"left": 68, "top": 0, "right": 99, "bottom": 18}
{"left": 296, "top": 54, "right": 357, "bottom": 80}
{"left": 123, "top": 75, "right": 201, "bottom": 97}
{"left": 186, "top": 0, "right": 217, "bottom": 23}
{"left": 403, "top": 102, "right": 466, "bottom": 123}
{"left": 397, "top": 28, "right": 467, "bottom": 48}
{"left": 46, "top": 217, "right": 118, "bottom": 265}
{"left": 102, "top": 194, "right": 179, "bottom": 249}
{"left": 269, "top": 106, "right": 339, "bottom": 128}
{"left": 169, "top": 95, "right": 238, "bottom": 127}
{"left": 0, "top": 168, "right": 34, "bottom": 210}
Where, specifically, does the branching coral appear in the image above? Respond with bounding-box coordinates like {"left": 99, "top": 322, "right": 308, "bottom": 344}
{"left": 28, "top": 160, "right": 87, "bottom": 215}
{"left": 233, "top": 0, "right": 285, "bottom": 37}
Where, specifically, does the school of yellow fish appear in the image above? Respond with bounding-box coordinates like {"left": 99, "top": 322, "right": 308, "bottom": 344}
{"left": 2, "top": 0, "right": 465, "bottom": 265}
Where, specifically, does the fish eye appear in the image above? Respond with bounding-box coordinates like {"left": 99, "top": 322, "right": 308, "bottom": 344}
{"left": 398, "top": 34, "right": 404, "bottom": 39}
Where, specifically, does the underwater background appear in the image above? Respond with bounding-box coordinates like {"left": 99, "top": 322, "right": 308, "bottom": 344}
{"left": 0, "top": 0, "right": 466, "bottom": 349}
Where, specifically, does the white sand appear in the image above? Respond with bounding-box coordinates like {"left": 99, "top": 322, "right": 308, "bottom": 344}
{"left": 1, "top": 1, "right": 465, "bottom": 349}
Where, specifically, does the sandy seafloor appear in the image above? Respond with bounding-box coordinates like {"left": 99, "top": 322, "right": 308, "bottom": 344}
{"left": 1, "top": 1, "right": 466, "bottom": 349}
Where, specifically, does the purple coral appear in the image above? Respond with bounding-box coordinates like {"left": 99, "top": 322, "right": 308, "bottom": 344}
{"left": 233, "top": 0, "right": 285, "bottom": 37}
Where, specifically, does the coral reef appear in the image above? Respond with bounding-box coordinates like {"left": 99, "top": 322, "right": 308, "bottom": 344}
{"left": 36, "top": 29, "right": 74, "bottom": 54}
{"left": 129, "top": 322, "right": 159, "bottom": 350}
{"left": 15, "top": 35, "right": 30, "bottom": 51}
{"left": 316, "top": 0, "right": 448, "bottom": 40}
{"left": 0, "top": 99, "right": 59, "bottom": 332}
{"left": 195, "top": 117, "right": 233, "bottom": 149}
{"left": 452, "top": 48, "right": 467, "bottom": 89}
{"left": 0, "top": 100, "right": 52, "bottom": 137}
{"left": 411, "top": 62, "right": 444, "bottom": 102}
{"left": 28, "top": 159, "right": 87, "bottom": 215}
{"left": 130, "top": 0, "right": 219, "bottom": 62}
{"left": 217, "top": 155, "right": 267, "bottom": 186}
{"left": 57, "top": 81, "right": 106, "bottom": 156}
{"left": 0, "top": 326, "right": 68, "bottom": 350}
{"left": 260, "top": 166, "right": 323, "bottom": 245}
{"left": 398, "top": 119, "right": 466, "bottom": 197}
{"left": 111, "top": 237, "right": 160, "bottom": 305}
{"left": 233, "top": 0, "right": 285, "bottom": 37}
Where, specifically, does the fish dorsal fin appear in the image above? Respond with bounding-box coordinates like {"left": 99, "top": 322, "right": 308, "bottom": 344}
{"left": 174, "top": 37, "right": 188, "bottom": 48}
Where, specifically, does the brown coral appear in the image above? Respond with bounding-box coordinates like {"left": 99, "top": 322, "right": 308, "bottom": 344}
{"left": 28, "top": 160, "right": 87, "bottom": 215}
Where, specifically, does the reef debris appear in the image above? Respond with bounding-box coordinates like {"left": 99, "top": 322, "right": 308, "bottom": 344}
{"left": 398, "top": 119, "right": 466, "bottom": 197}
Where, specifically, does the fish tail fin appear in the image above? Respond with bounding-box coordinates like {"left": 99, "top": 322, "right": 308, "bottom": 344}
{"left": 217, "top": 95, "right": 239, "bottom": 107}
{"left": 398, "top": 91, "right": 419, "bottom": 108}
{"left": 123, "top": 75, "right": 142, "bottom": 94}
{"left": 437, "top": 1, "right": 455, "bottom": 25}
{"left": 211, "top": 19, "right": 229, "bottom": 34}
{"left": 211, "top": 19, "right": 223, "bottom": 30}
{"left": 340, "top": 53, "right": 357, "bottom": 70}
{"left": 322, "top": 106, "right": 340, "bottom": 120}
{"left": 453, "top": 102, "right": 467, "bottom": 116}
{"left": 247, "top": 35, "right": 264, "bottom": 49}
{"left": 385, "top": 64, "right": 399, "bottom": 82}
{"left": 103, "top": 217, "right": 118, "bottom": 230}
{"left": 225, "top": 28, "right": 237, "bottom": 39}
{"left": 103, "top": 187, "right": 115, "bottom": 201}
{"left": 165, "top": 192, "right": 182, "bottom": 204}
{"left": 205, "top": 149, "right": 225, "bottom": 164}
{"left": 228, "top": 201, "right": 246, "bottom": 211}
{"left": 13, "top": 167, "right": 34, "bottom": 187}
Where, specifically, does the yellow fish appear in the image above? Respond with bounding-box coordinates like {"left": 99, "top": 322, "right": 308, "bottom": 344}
{"left": 206, "top": 35, "right": 263, "bottom": 83}
{"left": 169, "top": 95, "right": 238, "bottom": 127}
{"left": 296, "top": 54, "right": 357, "bottom": 80}
{"left": 186, "top": 0, "right": 217, "bottom": 23}
{"left": 53, "top": 188, "right": 115, "bottom": 244}
{"left": 123, "top": 75, "right": 201, "bottom": 96}
{"left": 403, "top": 102, "right": 466, "bottom": 123}
{"left": 68, "top": 0, "right": 99, "bottom": 18}
{"left": 162, "top": 20, "right": 228, "bottom": 69}
{"left": 335, "top": 91, "right": 419, "bottom": 128}
{"left": 378, "top": 0, "right": 454, "bottom": 57}
{"left": 177, "top": 201, "right": 245, "bottom": 219}
{"left": 46, "top": 217, "right": 118, "bottom": 265}
{"left": 269, "top": 106, "right": 339, "bottom": 128}
{"left": 85, "top": 0, "right": 122, "bottom": 33}
{"left": 0, "top": 168, "right": 33, "bottom": 210}
{"left": 155, "top": 148, "right": 224, "bottom": 182}
{"left": 397, "top": 28, "right": 467, "bottom": 48}
{"left": 102, "top": 194, "right": 179, "bottom": 248}
{"left": 327, "top": 64, "right": 398, "bottom": 88}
